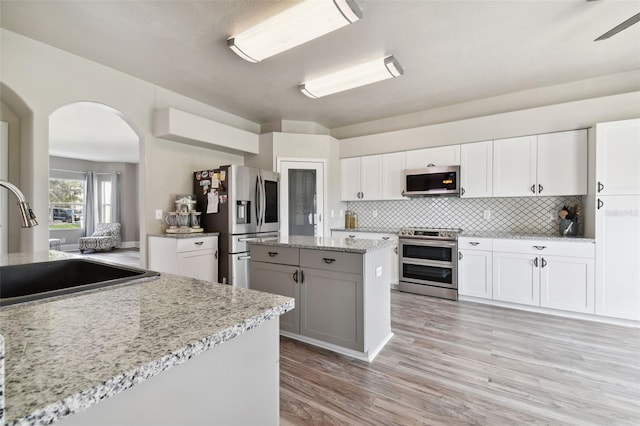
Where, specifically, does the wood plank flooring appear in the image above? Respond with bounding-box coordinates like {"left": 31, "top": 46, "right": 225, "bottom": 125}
{"left": 280, "top": 290, "right": 640, "bottom": 425}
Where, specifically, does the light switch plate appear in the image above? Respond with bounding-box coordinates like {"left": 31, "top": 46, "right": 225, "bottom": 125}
{"left": 376, "top": 266, "right": 382, "bottom": 277}
{"left": 483, "top": 210, "right": 491, "bottom": 220}
{"left": 155, "top": 209, "right": 163, "bottom": 220}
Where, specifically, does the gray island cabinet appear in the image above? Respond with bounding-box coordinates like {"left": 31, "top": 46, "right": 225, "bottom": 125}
{"left": 249, "top": 235, "right": 394, "bottom": 362}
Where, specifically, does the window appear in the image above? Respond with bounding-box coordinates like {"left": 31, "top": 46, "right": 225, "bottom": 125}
{"left": 99, "top": 176, "right": 112, "bottom": 223}
{"left": 49, "top": 178, "right": 84, "bottom": 230}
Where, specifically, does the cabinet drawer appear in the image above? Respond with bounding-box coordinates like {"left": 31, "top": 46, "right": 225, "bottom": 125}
{"left": 300, "top": 249, "right": 363, "bottom": 274}
{"left": 176, "top": 237, "right": 216, "bottom": 253}
{"left": 251, "top": 245, "right": 299, "bottom": 266}
{"left": 458, "top": 237, "right": 492, "bottom": 251}
{"left": 493, "top": 238, "right": 594, "bottom": 258}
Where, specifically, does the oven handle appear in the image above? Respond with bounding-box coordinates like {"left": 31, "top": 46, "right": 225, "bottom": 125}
{"left": 398, "top": 239, "right": 458, "bottom": 249}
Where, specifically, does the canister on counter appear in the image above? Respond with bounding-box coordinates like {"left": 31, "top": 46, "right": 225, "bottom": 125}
{"left": 345, "top": 210, "right": 352, "bottom": 229}
{"left": 350, "top": 212, "right": 358, "bottom": 229}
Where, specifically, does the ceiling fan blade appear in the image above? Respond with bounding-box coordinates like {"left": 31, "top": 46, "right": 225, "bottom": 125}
{"left": 595, "top": 11, "right": 640, "bottom": 41}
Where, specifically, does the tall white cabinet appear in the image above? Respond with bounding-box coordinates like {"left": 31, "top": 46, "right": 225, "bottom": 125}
{"left": 592, "top": 119, "right": 640, "bottom": 321}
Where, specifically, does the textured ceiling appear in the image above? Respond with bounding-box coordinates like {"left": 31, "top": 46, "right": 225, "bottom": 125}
{"left": 2, "top": 0, "right": 640, "bottom": 134}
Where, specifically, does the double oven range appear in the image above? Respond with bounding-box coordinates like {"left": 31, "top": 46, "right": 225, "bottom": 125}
{"left": 398, "top": 227, "right": 461, "bottom": 300}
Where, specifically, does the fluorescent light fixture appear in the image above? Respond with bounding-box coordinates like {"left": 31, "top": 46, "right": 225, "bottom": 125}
{"left": 299, "top": 55, "right": 404, "bottom": 98}
{"left": 228, "top": 0, "right": 362, "bottom": 63}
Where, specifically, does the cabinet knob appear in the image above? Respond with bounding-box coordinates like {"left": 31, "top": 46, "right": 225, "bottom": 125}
{"left": 194, "top": 241, "right": 204, "bottom": 246}
{"left": 541, "top": 258, "right": 547, "bottom": 268}
{"left": 458, "top": 252, "right": 463, "bottom": 261}
{"left": 215, "top": 250, "right": 218, "bottom": 259}
{"left": 597, "top": 199, "right": 604, "bottom": 209}
{"left": 382, "top": 236, "right": 390, "bottom": 240}
{"left": 300, "top": 270, "right": 305, "bottom": 284}
{"left": 461, "top": 187, "right": 465, "bottom": 196}
{"left": 469, "top": 242, "right": 480, "bottom": 246}
{"left": 293, "top": 270, "right": 298, "bottom": 283}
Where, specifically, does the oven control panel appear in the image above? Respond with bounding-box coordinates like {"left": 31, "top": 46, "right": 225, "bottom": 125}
{"left": 398, "top": 227, "right": 461, "bottom": 240}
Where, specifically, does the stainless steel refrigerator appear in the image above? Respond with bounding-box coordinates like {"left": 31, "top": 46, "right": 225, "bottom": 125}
{"left": 194, "top": 164, "right": 279, "bottom": 288}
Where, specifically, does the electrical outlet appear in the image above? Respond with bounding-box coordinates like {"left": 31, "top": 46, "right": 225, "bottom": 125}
{"left": 339, "top": 209, "right": 344, "bottom": 218}
{"left": 60, "top": 238, "right": 66, "bottom": 243}
{"left": 155, "top": 209, "right": 163, "bottom": 220}
{"left": 549, "top": 211, "right": 556, "bottom": 222}
{"left": 372, "top": 210, "right": 378, "bottom": 218}
{"left": 376, "top": 266, "right": 382, "bottom": 277}
{"left": 483, "top": 210, "right": 491, "bottom": 220}
{"left": 330, "top": 210, "right": 335, "bottom": 218}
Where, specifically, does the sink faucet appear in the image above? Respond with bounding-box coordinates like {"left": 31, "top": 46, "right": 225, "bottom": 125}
{"left": 0, "top": 179, "right": 39, "bottom": 228}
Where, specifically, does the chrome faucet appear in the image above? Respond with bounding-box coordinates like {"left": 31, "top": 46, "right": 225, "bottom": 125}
{"left": 0, "top": 179, "right": 39, "bottom": 228}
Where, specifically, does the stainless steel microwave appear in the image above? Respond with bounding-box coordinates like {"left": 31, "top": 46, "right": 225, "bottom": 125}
{"left": 402, "top": 165, "right": 460, "bottom": 196}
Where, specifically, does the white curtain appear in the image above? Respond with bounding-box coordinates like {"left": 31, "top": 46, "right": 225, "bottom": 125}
{"left": 84, "top": 172, "right": 97, "bottom": 236}
{"left": 110, "top": 172, "right": 121, "bottom": 225}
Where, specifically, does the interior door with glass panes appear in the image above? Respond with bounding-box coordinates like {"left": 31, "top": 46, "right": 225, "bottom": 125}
{"left": 278, "top": 159, "right": 324, "bottom": 238}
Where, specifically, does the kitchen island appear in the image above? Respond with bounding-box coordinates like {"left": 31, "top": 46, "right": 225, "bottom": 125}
{"left": 249, "top": 235, "right": 394, "bottom": 362}
{"left": 0, "top": 251, "right": 293, "bottom": 426}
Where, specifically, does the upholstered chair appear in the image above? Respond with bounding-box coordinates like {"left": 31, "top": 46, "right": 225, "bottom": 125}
{"left": 78, "top": 222, "right": 121, "bottom": 253}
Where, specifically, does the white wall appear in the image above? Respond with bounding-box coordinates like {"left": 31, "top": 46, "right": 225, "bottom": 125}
{"left": 0, "top": 29, "right": 256, "bottom": 264}
{"left": 339, "top": 91, "right": 640, "bottom": 158}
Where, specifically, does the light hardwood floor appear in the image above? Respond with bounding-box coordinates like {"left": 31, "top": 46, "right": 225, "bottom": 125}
{"left": 280, "top": 290, "right": 640, "bottom": 425}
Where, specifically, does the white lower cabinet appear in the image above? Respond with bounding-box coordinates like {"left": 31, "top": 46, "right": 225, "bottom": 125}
{"left": 458, "top": 237, "right": 493, "bottom": 299}
{"left": 493, "top": 252, "right": 540, "bottom": 306}
{"left": 491, "top": 239, "right": 595, "bottom": 314}
{"left": 148, "top": 235, "right": 218, "bottom": 282}
{"left": 331, "top": 230, "right": 399, "bottom": 285}
{"left": 540, "top": 255, "right": 594, "bottom": 314}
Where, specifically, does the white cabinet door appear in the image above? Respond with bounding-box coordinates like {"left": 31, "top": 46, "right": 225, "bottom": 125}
{"left": 460, "top": 141, "right": 492, "bottom": 198}
{"left": 596, "top": 119, "right": 640, "bottom": 195}
{"left": 493, "top": 251, "right": 540, "bottom": 306}
{"left": 360, "top": 154, "right": 383, "bottom": 200}
{"left": 595, "top": 195, "right": 640, "bottom": 320}
{"left": 493, "top": 136, "right": 537, "bottom": 197}
{"left": 382, "top": 152, "right": 407, "bottom": 200}
{"left": 540, "top": 255, "right": 594, "bottom": 314}
{"left": 177, "top": 249, "right": 217, "bottom": 282}
{"left": 341, "top": 157, "right": 361, "bottom": 201}
{"left": 405, "top": 145, "right": 461, "bottom": 169}
{"left": 458, "top": 249, "right": 492, "bottom": 299}
{"left": 537, "top": 130, "right": 587, "bottom": 196}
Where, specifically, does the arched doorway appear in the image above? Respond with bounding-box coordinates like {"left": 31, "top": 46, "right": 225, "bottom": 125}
{"left": 49, "top": 102, "right": 141, "bottom": 265}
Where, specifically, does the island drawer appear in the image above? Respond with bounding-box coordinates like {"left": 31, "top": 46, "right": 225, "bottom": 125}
{"left": 251, "top": 245, "right": 299, "bottom": 266}
{"left": 300, "top": 249, "right": 362, "bottom": 274}
{"left": 176, "top": 236, "right": 216, "bottom": 253}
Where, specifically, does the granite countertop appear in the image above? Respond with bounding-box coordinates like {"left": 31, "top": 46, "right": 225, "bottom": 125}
{"left": 148, "top": 232, "right": 219, "bottom": 239}
{"left": 331, "top": 227, "right": 401, "bottom": 234}
{"left": 460, "top": 231, "right": 595, "bottom": 243}
{"left": 0, "top": 251, "right": 293, "bottom": 426}
{"left": 250, "top": 235, "right": 395, "bottom": 253}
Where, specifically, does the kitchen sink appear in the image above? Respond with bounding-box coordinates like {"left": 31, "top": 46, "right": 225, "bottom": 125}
{"left": 0, "top": 258, "right": 160, "bottom": 306}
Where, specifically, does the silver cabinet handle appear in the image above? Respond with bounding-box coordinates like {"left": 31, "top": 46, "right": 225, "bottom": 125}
{"left": 533, "top": 257, "right": 538, "bottom": 267}
{"left": 541, "top": 257, "right": 547, "bottom": 268}
{"left": 268, "top": 251, "right": 278, "bottom": 257}
{"left": 530, "top": 184, "right": 536, "bottom": 193}
{"left": 469, "top": 242, "right": 480, "bottom": 246}
{"left": 322, "top": 258, "right": 336, "bottom": 264}
{"left": 597, "top": 182, "right": 604, "bottom": 193}
{"left": 293, "top": 270, "right": 298, "bottom": 283}
{"left": 458, "top": 252, "right": 463, "bottom": 260}
{"left": 538, "top": 184, "right": 543, "bottom": 194}
{"left": 533, "top": 245, "right": 546, "bottom": 250}
{"left": 194, "top": 241, "right": 204, "bottom": 246}
{"left": 382, "top": 236, "right": 390, "bottom": 240}
{"left": 597, "top": 199, "right": 604, "bottom": 209}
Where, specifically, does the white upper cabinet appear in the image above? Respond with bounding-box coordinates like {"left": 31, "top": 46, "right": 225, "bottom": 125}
{"left": 405, "top": 145, "right": 460, "bottom": 170}
{"left": 595, "top": 119, "right": 640, "bottom": 195}
{"left": 382, "top": 152, "right": 407, "bottom": 200}
{"left": 460, "top": 140, "right": 493, "bottom": 198}
{"left": 493, "top": 135, "right": 537, "bottom": 197}
{"left": 537, "top": 130, "right": 587, "bottom": 196}
{"left": 493, "top": 130, "right": 587, "bottom": 197}
{"left": 340, "top": 155, "right": 382, "bottom": 201}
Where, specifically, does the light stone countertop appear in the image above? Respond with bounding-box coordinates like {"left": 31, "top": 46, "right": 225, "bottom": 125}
{"left": 0, "top": 251, "right": 293, "bottom": 426}
{"left": 147, "top": 231, "right": 219, "bottom": 239}
{"left": 330, "top": 227, "right": 401, "bottom": 234}
{"left": 250, "top": 235, "right": 395, "bottom": 253}
{"left": 460, "top": 231, "right": 595, "bottom": 243}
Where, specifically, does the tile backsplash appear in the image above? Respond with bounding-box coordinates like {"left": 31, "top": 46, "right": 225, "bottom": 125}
{"left": 347, "top": 196, "right": 583, "bottom": 235}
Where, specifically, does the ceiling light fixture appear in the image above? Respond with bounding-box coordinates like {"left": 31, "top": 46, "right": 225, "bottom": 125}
{"left": 299, "top": 55, "right": 404, "bottom": 99}
{"left": 228, "top": 0, "right": 362, "bottom": 63}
